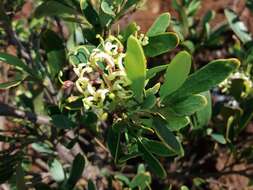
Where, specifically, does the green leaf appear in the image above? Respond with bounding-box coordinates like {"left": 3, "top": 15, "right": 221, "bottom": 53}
{"left": 0, "top": 74, "right": 26, "bottom": 89}
{"left": 157, "top": 108, "right": 190, "bottom": 131}
{"left": 165, "top": 58, "right": 240, "bottom": 102}
{"left": 88, "top": 180, "right": 97, "bottom": 190}
{"left": 48, "top": 159, "right": 65, "bottom": 182}
{"left": 225, "top": 9, "right": 252, "bottom": 44}
{"left": 152, "top": 116, "right": 183, "bottom": 155}
{"left": 122, "top": 0, "right": 140, "bottom": 13}
{"left": 195, "top": 91, "right": 212, "bottom": 128}
{"left": 125, "top": 36, "right": 147, "bottom": 102}
{"left": 129, "top": 172, "right": 151, "bottom": 189}
{"left": 211, "top": 133, "right": 226, "bottom": 144}
{"left": 142, "top": 94, "right": 156, "bottom": 109}
{"left": 80, "top": 0, "right": 100, "bottom": 27}
{"left": 147, "top": 13, "right": 171, "bottom": 37}
{"left": 68, "top": 46, "right": 91, "bottom": 65}
{"left": 51, "top": 115, "right": 75, "bottom": 129}
{"left": 0, "top": 53, "right": 35, "bottom": 76}
{"left": 101, "top": 0, "right": 115, "bottom": 16}
{"left": 160, "top": 51, "right": 192, "bottom": 99}
{"left": 34, "top": 1, "right": 78, "bottom": 18}
{"left": 137, "top": 138, "right": 166, "bottom": 178}
{"left": 120, "top": 22, "right": 139, "bottom": 43}
{"left": 187, "top": 0, "right": 201, "bottom": 16}
{"left": 146, "top": 65, "right": 168, "bottom": 80}
{"left": 142, "top": 138, "right": 176, "bottom": 157}
{"left": 16, "top": 163, "right": 26, "bottom": 190}
{"left": 65, "top": 154, "right": 86, "bottom": 189}
{"left": 107, "top": 122, "right": 124, "bottom": 164}
{"left": 41, "top": 30, "right": 66, "bottom": 77}
{"left": 144, "top": 32, "right": 179, "bottom": 57}
{"left": 32, "top": 143, "right": 54, "bottom": 154}
{"left": 169, "top": 94, "right": 207, "bottom": 116}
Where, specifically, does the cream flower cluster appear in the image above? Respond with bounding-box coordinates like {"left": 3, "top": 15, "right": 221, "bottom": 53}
{"left": 73, "top": 36, "right": 133, "bottom": 120}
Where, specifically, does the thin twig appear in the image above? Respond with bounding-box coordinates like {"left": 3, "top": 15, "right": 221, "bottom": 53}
{"left": 0, "top": 102, "right": 51, "bottom": 125}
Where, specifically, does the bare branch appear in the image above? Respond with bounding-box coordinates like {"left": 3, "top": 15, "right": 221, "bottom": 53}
{"left": 0, "top": 102, "right": 51, "bottom": 125}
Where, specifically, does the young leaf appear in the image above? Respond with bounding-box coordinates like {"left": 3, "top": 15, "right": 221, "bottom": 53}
{"left": 144, "top": 32, "right": 179, "bottom": 57}
{"left": 147, "top": 13, "right": 171, "bottom": 37}
{"left": 165, "top": 58, "right": 240, "bottom": 102}
{"left": 65, "top": 154, "right": 86, "bottom": 189}
{"left": 137, "top": 138, "right": 167, "bottom": 178}
{"left": 0, "top": 53, "right": 35, "bottom": 76}
{"left": 48, "top": 159, "right": 65, "bottom": 182}
{"left": 120, "top": 22, "right": 139, "bottom": 43}
{"left": 125, "top": 36, "right": 147, "bottom": 102}
{"left": 225, "top": 9, "right": 252, "bottom": 44}
{"left": 34, "top": 1, "right": 78, "bottom": 18}
{"left": 146, "top": 65, "right": 168, "bottom": 80}
{"left": 152, "top": 116, "right": 183, "bottom": 155}
{"left": 160, "top": 51, "right": 192, "bottom": 99}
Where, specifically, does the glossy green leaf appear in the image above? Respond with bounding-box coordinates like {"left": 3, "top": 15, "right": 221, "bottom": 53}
{"left": 65, "top": 154, "right": 86, "bottom": 189}
{"left": 144, "top": 32, "right": 179, "bottom": 57}
{"left": 48, "top": 159, "right": 65, "bottom": 182}
{"left": 195, "top": 91, "right": 212, "bottom": 128}
{"left": 152, "top": 116, "right": 183, "bottom": 155}
{"left": 165, "top": 59, "right": 240, "bottom": 102}
{"left": 51, "top": 115, "right": 75, "bottom": 129}
{"left": 147, "top": 13, "right": 171, "bottom": 37}
{"left": 125, "top": 36, "right": 146, "bottom": 102}
{"left": 160, "top": 51, "right": 192, "bottom": 99}
{"left": 34, "top": 1, "right": 78, "bottom": 18}
{"left": 0, "top": 53, "right": 35, "bottom": 76}
{"left": 225, "top": 9, "right": 252, "bottom": 44}
{"left": 137, "top": 138, "right": 166, "bottom": 178}
{"left": 142, "top": 138, "right": 176, "bottom": 157}
{"left": 169, "top": 95, "right": 207, "bottom": 116}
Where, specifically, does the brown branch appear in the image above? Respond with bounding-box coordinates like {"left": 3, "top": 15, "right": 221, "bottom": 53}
{"left": 0, "top": 102, "right": 51, "bottom": 125}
